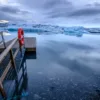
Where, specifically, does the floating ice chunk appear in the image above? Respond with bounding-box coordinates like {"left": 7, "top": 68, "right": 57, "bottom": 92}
{"left": 49, "top": 77, "right": 55, "bottom": 81}
{"left": 34, "top": 94, "right": 41, "bottom": 100}
{"left": 37, "top": 72, "right": 43, "bottom": 75}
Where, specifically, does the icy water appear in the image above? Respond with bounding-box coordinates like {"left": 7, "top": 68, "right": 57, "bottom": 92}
{"left": 26, "top": 34, "right": 100, "bottom": 100}
{"left": 3, "top": 32, "right": 100, "bottom": 100}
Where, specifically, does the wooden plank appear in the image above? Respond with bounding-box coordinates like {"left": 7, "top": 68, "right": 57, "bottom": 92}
{"left": 24, "top": 37, "right": 36, "bottom": 52}
{"left": 0, "top": 38, "right": 17, "bottom": 64}
{"left": 24, "top": 37, "right": 36, "bottom": 48}
{"left": 0, "top": 49, "right": 19, "bottom": 83}
{"left": 13, "top": 37, "right": 36, "bottom": 52}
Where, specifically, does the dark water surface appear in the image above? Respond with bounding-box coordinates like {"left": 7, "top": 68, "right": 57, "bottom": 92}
{"left": 4, "top": 34, "right": 100, "bottom": 100}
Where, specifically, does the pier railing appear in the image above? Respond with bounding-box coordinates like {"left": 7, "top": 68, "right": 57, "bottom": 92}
{"left": 0, "top": 32, "right": 6, "bottom": 48}
{"left": 0, "top": 33, "right": 36, "bottom": 99}
{"left": 0, "top": 38, "right": 21, "bottom": 98}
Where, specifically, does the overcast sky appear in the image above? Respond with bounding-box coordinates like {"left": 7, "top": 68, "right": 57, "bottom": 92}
{"left": 0, "top": 0, "right": 100, "bottom": 27}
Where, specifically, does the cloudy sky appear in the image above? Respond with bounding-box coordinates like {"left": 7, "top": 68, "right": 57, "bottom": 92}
{"left": 0, "top": 0, "right": 100, "bottom": 27}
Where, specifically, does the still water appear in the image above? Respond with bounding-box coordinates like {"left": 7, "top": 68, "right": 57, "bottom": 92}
{"left": 3, "top": 33, "right": 100, "bottom": 100}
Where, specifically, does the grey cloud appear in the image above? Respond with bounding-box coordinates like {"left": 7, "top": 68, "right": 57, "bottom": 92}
{"left": 18, "top": 0, "right": 73, "bottom": 12}
{"left": 0, "top": 5, "right": 20, "bottom": 14}
{"left": 1, "top": 0, "right": 100, "bottom": 26}
{"left": 45, "top": 1, "right": 100, "bottom": 19}
{"left": 0, "top": 11, "right": 13, "bottom": 20}
{"left": 85, "top": 3, "right": 93, "bottom": 7}
{"left": 43, "top": 0, "right": 72, "bottom": 9}
{"left": 0, "top": 5, "right": 30, "bottom": 21}
{"left": 0, "top": 11, "right": 24, "bottom": 21}
{"left": 86, "top": 2, "right": 100, "bottom": 7}
{"left": 94, "top": 2, "right": 100, "bottom": 6}
{"left": 44, "top": 0, "right": 73, "bottom": 18}
{"left": 47, "top": 9, "right": 72, "bottom": 18}
{"left": 89, "top": 18, "right": 100, "bottom": 24}
{"left": 68, "top": 8, "right": 100, "bottom": 17}
{"left": 0, "top": 5, "right": 30, "bottom": 14}
{"left": 18, "top": 0, "right": 73, "bottom": 20}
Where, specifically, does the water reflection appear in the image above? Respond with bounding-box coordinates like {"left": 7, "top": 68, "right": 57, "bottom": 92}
{"left": 25, "top": 34, "right": 100, "bottom": 100}
{"left": 0, "top": 57, "right": 29, "bottom": 100}
{"left": 10, "top": 58, "right": 28, "bottom": 100}
{"left": 25, "top": 52, "right": 37, "bottom": 60}
{"left": 4, "top": 59, "right": 28, "bottom": 100}
{"left": 10, "top": 52, "right": 37, "bottom": 100}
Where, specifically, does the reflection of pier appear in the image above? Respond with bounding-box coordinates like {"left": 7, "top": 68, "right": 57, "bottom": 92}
{"left": 11, "top": 58, "right": 28, "bottom": 100}
{"left": 0, "top": 32, "right": 36, "bottom": 99}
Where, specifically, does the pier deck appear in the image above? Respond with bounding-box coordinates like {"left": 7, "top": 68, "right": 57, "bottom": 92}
{"left": 0, "top": 37, "right": 36, "bottom": 52}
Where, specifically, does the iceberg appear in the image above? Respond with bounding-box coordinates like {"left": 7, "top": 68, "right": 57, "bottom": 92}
{"left": 63, "top": 26, "right": 89, "bottom": 37}
{"left": 3, "top": 23, "right": 89, "bottom": 36}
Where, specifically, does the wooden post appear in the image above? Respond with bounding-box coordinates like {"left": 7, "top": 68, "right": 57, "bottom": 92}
{"left": 0, "top": 80, "right": 6, "bottom": 98}
{"left": 18, "top": 38, "right": 23, "bottom": 57}
{"left": 10, "top": 49, "right": 16, "bottom": 68}
{"left": 1, "top": 32, "right": 6, "bottom": 48}
{"left": 20, "top": 45, "right": 23, "bottom": 57}
{"left": 9, "top": 49, "right": 18, "bottom": 78}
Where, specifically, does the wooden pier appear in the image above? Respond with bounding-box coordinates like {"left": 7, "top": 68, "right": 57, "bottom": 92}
{"left": 0, "top": 33, "right": 36, "bottom": 99}
{"left": 0, "top": 37, "right": 36, "bottom": 53}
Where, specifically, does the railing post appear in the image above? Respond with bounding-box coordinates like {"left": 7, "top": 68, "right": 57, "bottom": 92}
{"left": 0, "top": 38, "right": 18, "bottom": 98}
{"left": 10, "top": 50, "right": 16, "bottom": 68}
{"left": 9, "top": 49, "right": 18, "bottom": 78}
{"left": 1, "top": 32, "right": 6, "bottom": 48}
{"left": 20, "top": 45, "right": 23, "bottom": 57}
{"left": 0, "top": 80, "right": 6, "bottom": 98}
